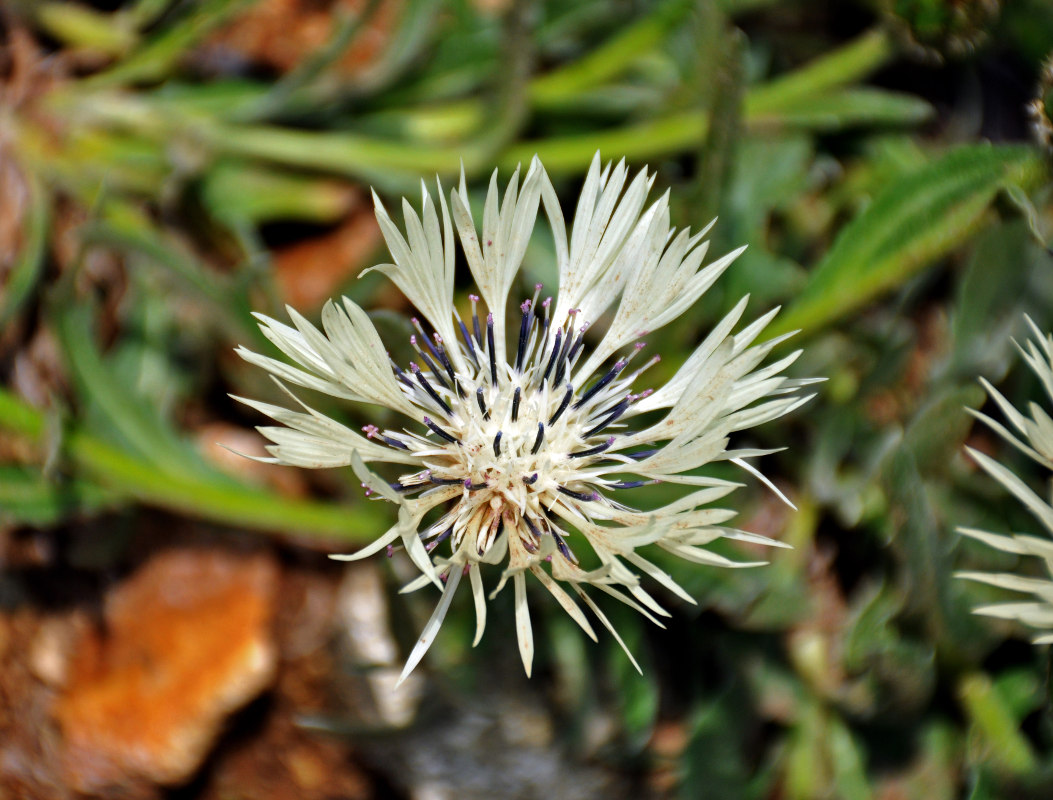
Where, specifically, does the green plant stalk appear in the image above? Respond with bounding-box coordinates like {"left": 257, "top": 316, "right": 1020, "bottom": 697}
{"left": 35, "top": 1, "right": 138, "bottom": 55}
{"left": 744, "top": 28, "right": 894, "bottom": 113}
{"left": 0, "top": 389, "right": 385, "bottom": 543}
{"left": 765, "top": 146, "right": 1045, "bottom": 341}
{"left": 204, "top": 123, "right": 469, "bottom": 178}
{"left": 0, "top": 171, "right": 48, "bottom": 329}
{"left": 958, "top": 672, "right": 1038, "bottom": 773}
{"left": 528, "top": 0, "right": 692, "bottom": 106}
{"left": 49, "top": 25, "right": 905, "bottom": 184}
{"left": 81, "top": 0, "right": 253, "bottom": 88}
{"left": 501, "top": 89, "right": 928, "bottom": 172}
{"left": 0, "top": 465, "right": 119, "bottom": 526}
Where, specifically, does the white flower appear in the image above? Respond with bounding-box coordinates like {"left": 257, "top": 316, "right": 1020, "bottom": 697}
{"left": 958, "top": 317, "right": 1053, "bottom": 644}
{"left": 235, "top": 154, "right": 816, "bottom": 682}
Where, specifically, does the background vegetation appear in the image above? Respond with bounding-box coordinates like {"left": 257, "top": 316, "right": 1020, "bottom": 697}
{"left": 2, "top": 0, "right": 1053, "bottom": 797}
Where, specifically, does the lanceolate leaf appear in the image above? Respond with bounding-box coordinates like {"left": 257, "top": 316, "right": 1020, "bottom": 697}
{"left": 0, "top": 465, "right": 118, "bottom": 527}
{"left": 766, "top": 144, "right": 1045, "bottom": 340}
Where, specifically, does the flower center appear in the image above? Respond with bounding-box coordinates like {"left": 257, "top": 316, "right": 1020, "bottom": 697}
{"left": 364, "top": 288, "right": 658, "bottom": 563}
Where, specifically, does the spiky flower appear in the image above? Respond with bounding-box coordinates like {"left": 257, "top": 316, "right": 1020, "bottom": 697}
{"left": 958, "top": 318, "right": 1053, "bottom": 645}
{"left": 235, "top": 154, "right": 814, "bottom": 681}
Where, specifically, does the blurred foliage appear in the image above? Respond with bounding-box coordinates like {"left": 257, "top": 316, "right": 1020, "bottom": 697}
{"left": 2, "top": 0, "right": 1053, "bottom": 797}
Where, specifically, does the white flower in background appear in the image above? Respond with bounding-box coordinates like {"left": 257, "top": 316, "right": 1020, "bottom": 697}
{"left": 958, "top": 318, "right": 1053, "bottom": 645}
{"left": 235, "top": 154, "right": 815, "bottom": 682}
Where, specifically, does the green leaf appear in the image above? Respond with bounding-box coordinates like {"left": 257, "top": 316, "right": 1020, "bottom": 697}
{"left": 0, "top": 172, "right": 48, "bottom": 329}
{"left": 951, "top": 220, "right": 1053, "bottom": 378}
{"left": 958, "top": 672, "right": 1038, "bottom": 773}
{"left": 35, "top": 2, "right": 138, "bottom": 55}
{"left": 826, "top": 713, "right": 873, "bottom": 800}
{"left": 54, "top": 302, "right": 230, "bottom": 486}
{"left": 681, "top": 687, "right": 773, "bottom": 800}
{"left": 882, "top": 448, "right": 983, "bottom": 655}
{"left": 608, "top": 619, "right": 658, "bottom": 750}
{"left": 748, "top": 88, "right": 933, "bottom": 131}
{"left": 904, "top": 384, "right": 986, "bottom": 475}
{"left": 0, "top": 465, "right": 118, "bottom": 527}
{"left": 766, "top": 144, "right": 1046, "bottom": 340}
{"left": 0, "top": 389, "right": 385, "bottom": 543}
{"left": 529, "top": 0, "right": 692, "bottom": 107}
{"left": 83, "top": 0, "right": 254, "bottom": 88}
{"left": 200, "top": 162, "right": 355, "bottom": 225}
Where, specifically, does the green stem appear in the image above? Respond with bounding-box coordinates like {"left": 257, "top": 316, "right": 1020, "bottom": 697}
{"left": 958, "top": 672, "right": 1038, "bottom": 773}
{"left": 744, "top": 28, "right": 895, "bottom": 114}
{"left": 529, "top": 0, "right": 692, "bottom": 106}
{"left": 501, "top": 110, "right": 709, "bottom": 173}
{"left": 0, "top": 390, "right": 384, "bottom": 544}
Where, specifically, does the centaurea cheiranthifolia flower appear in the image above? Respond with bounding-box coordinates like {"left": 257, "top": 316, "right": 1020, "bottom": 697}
{"left": 235, "top": 154, "right": 815, "bottom": 682}
{"left": 957, "top": 318, "right": 1053, "bottom": 644}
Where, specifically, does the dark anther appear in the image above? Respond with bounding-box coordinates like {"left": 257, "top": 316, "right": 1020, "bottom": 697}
{"left": 541, "top": 329, "right": 561, "bottom": 384}
{"left": 548, "top": 383, "right": 573, "bottom": 425}
{"left": 411, "top": 318, "right": 442, "bottom": 363}
{"left": 627, "top": 449, "right": 657, "bottom": 461}
{"left": 567, "top": 324, "right": 590, "bottom": 363}
{"left": 558, "top": 485, "right": 597, "bottom": 502}
{"left": 515, "top": 305, "right": 530, "bottom": 371}
{"left": 419, "top": 350, "right": 451, "bottom": 390}
{"left": 426, "top": 525, "right": 454, "bottom": 552}
{"left": 433, "top": 338, "right": 458, "bottom": 388}
{"left": 463, "top": 478, "right": 488, "bottom": 491}
{"left": 423, "top": 416, "right": 459, "bottom": 444}
{"left": 523, "top": 473, "right": 539, "bottom": 485}
{"left": 522, "top": 514, "right": 543, "bottom": 538}
{"left": 428, "top": 474, "right": 464, "bottom": 486}
{"left": 476, "top": 387, "right": 490, "bottom": 420}
{"left": 550, "top": 528, "right": 578, "bottom": 563}
{"left": 493, "top": 431, "right": 503, "bottom": 457}
{"left": 411, "top": 364, "right": 453, "bottom": 416}
{"left": 511, "top": 387, "right": 521, "bottom": 422}
{"left": 459, "top": 320, "right": 479, "bottom": 367}
{"left": 574, "top": 360, "right": 626, "bottom": 410}
{"left": 531, "top": 423, "right": 544, "bottom": 454}
{"left": 487, "top": 313, "right": 498, "bottom": 387}
{"left": 553, "top": 328, "right": 574, "bottom": 386}
{"left": 390, "top": 358, "right": 414, "bottom": 388}
{"left": 584, "top": 395, "right": 630, "bottom": 437}
{"left": 569, "top": 437, "right": 615, "bottom": 459}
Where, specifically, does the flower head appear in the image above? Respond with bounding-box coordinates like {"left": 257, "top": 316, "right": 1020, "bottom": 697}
{"left": 958, "top": 317, "right": 1053, "bottom": 644}
{"left": 236, "top": 154, "right": 815, "bottom": 681}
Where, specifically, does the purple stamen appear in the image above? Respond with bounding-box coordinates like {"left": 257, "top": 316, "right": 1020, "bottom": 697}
{"left": 584, "top": 396, "right": 630, "bottom": 437}
{"left": 574, "top": 359, "right": 626, "bottom": 410}
{"left": 459, "top": 319, "right": 479, "bottom": 367}
{"left": 423, "top": 416, "right": 459, "bottom": 444}
{"left": 549, "top": 383, "right": 573, "bottom": 425}
{"left": 557, "top": 485, "right": 596, "bottom": 502}
{"left": 531, "top": 423, "right": 544, "bottom": 454}
{"left": 411, "top": 364, "right": 453, "bottom": 416}
{"left": 487, "top": 312, "right": 498, "bottom": 386}
{"left": 568, "top": 436, "right": 615, "bottom": 459}
{"left": 542, "top": 329, "right": 562, "bottom": 384}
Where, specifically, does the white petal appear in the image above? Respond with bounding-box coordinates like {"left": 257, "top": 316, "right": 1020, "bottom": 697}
{"left": 576, "top": 587, "right": 642, "bottom": 674}
{"left": 514, "top": 572, "right": 534, "bottom": 677}
{"left": 469, "top": 564, "right": 487, "bottom": 647}
{"left": 397, "top": 566, "right": 463, "bottom": 686}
